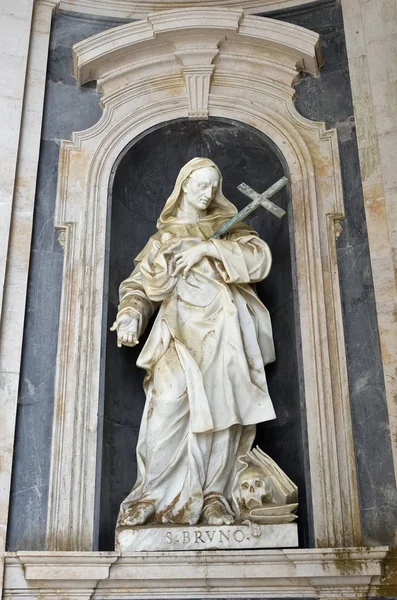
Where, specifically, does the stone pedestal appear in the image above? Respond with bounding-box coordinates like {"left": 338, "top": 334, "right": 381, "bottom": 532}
{"left": 115, "top": 522, "right": 298, "bottom": 552}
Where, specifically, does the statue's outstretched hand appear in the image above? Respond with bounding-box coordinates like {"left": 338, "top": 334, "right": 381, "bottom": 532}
{"left": 110, "top": 312, "right": 140, "bottom": 348}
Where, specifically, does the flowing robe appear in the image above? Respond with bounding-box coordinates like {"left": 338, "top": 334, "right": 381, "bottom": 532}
{"left": 117, "top": 222, "right": 276, "bottom": 525}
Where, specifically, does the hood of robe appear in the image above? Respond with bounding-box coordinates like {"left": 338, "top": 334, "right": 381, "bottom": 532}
{"left": 156, "top": 157, "right": 237, "bottom": 230}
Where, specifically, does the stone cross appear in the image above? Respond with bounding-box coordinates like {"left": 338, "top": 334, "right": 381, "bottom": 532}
{"left": 212, "top": 176, "right": 288, "bottom": 239}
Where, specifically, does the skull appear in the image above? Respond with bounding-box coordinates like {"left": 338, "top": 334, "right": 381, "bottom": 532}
{"left": 239, "top": 466, "right": 273, "bottom": 509}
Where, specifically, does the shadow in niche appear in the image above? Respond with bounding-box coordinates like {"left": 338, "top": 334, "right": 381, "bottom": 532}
{"left": 99, "top": 118, "right": 310, "bottom": 550}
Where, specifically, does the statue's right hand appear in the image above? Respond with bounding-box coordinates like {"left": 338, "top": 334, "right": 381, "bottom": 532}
{"left": 110, "top": 312, "right": 140, "bottom": 348}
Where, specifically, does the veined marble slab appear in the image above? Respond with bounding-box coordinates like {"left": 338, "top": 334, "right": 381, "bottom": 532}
{"left": 116, "top": 522, "right": 298, "bottom": 552}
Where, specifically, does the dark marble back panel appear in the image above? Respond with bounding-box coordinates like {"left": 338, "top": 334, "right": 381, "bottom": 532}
{"left": 100, "top": 119, "right": 310, "bottom": 550}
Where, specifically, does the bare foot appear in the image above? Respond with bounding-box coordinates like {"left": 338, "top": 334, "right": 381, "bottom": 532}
{"left": 119, "top": 502, "right": 155, "bottom": 527}
{"left": 202, "top": 500, "right": 234, "bottom": 526}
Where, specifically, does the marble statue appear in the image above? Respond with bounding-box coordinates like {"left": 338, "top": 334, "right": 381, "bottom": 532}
{"left": 111, "top": 157, "right": 281, "bottom": 530}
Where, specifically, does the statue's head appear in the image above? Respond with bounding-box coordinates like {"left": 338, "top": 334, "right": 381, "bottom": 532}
{"left": 156, "top": 157, "right": 236, "bottom": 229}
{"left": 181, "top": 166, "right": 220, "bottom": 212}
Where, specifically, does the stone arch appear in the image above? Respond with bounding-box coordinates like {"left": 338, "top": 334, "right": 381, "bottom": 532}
{"left": 47, "top": 9, "right": 361, "bottom": 551}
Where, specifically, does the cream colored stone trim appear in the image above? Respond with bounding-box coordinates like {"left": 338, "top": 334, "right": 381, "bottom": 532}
{"left": 74, "top": 10, "right": 320, "bottom": 87}
{"left": 46, "top": 9, "right": 362, "bottom": 552}
{"left": 342, "top": 0, "right": 397, "bottom": 483}
{"left": 56, "top": 0, "right": 321, "bottom": 20}
{"left": 0, "top": 0, "right": 34, "bottom": 321}
{"left": 0, "top": 2, "right": 57, "bottom": 598}
{"left": 3, "top": 547, "right": 394, "bottom": 599}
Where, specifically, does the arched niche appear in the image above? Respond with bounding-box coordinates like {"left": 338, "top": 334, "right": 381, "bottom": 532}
{"left": 99, "top": 118, "right": 308, "bottom": 550}
{"left": 46, "top": 9, "right": 361, "bottom": 552}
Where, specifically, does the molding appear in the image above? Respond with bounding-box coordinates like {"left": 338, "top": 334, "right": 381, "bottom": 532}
{"left": 54, "top": 0, "right": 323, "bottom": 20}
{"left": 46, "top": 9, "right": 361, "bottom": 552}
{"left": 182, "top": 66, "right": 214, "bottom": 118}
{"left": 4, "top": 547, "right": 396, "bottom": 599}
{"left": 173, "top": 37, "right": 221, "bottom": 118}
{"left": 72, "top": 11, "right": 320, "bottom": 88}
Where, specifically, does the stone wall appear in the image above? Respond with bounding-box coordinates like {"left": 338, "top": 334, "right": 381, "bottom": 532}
{"left": 6, "top": 0, "right": 397, "bottom": 552}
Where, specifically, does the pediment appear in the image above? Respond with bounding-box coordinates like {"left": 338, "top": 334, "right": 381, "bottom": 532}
{"left": 73, "top": 9, "right": 322, "bottom": 115}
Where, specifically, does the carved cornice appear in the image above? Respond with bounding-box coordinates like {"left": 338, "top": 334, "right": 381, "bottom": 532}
{"left": 5, "top": 547, "right": 395, "bottom": 599}
{"left": 72, "top": 9, "right": 321, "bottom": 119}
{"left": 47, "top": 0, "right": 323, "bottom": 20}
{"left": 73, "top": 10, "right": 321, "bottom": 91}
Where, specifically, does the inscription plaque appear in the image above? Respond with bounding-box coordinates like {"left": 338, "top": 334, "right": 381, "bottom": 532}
{"left": 116, "top": 523, "right": 298, "bottom": 552}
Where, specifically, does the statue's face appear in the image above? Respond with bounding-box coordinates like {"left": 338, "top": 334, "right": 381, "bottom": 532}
{"left": 182, "top": 166, "right": 219, "bottom": 211}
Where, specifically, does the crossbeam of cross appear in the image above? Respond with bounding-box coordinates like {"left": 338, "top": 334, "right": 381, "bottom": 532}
{"left": 211, "top": 176, "right": 288, "bottom": 239}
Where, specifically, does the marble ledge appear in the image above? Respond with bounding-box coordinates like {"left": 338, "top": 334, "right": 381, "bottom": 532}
{"left": 3, "top": 546, "right": 396, "bottom": 599}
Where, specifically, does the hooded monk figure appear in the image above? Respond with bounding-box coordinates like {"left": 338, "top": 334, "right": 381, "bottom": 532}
{"left": 111, "top": 157, "right": 276, "bottom": 528}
